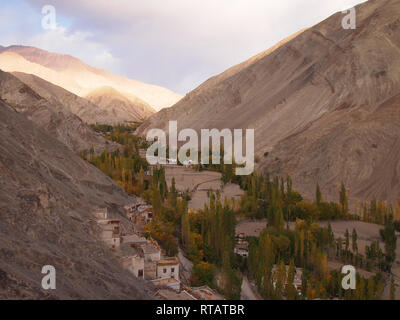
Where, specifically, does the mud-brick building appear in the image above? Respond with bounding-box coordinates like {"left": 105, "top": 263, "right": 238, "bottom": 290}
{"left": 97, "top": 219, "right": 121, "bottom": 249}
{"left": 156, "top": 257, "right": 180, "bottom": 281}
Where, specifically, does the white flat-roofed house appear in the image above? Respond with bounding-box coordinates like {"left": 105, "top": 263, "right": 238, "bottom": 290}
{"left": 140, "top": 242, "right": 161, "bottom": 262}
{"left": 234, "top": 243, "right": 249, "bottom": 257}
{"left": 156, "top": 257, "right": 180, "bottom": 281}
{"left": 139, "top": 241, "right": 161, "bottom": 280}
{"left": 120, "top": 243, "right": 145, "bottom": 279}
{"left": 150, "top": 257, "right": 181, "bottom": 291}
{"left": 121, "top": 254, "right": 145, "bottom": 279}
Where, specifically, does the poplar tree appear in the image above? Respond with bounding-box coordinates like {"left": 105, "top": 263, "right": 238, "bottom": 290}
{"left": 352, "top": 228, "right": 358, "bottom": 253}
{"left": 315, "top": 183, "right": 322, "bottom": 206}
{"left": 286, "top": 259, "right": 297, "bottom": 300}
{"left": 390, "top": 278, "right": 396, "bottom": 300}
{"left": 339, "top": 183, "right": 349, "bottom": 217}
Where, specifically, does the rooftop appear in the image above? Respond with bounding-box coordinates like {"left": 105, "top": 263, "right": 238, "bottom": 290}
{"left": 157, "top": 257, "right": 179, "bottom": 266}
{"left": 155, "top": 289, "right": 196, "bottom": 300}
{"left": 188, "top": 286, "right": 225, "bottom": 300}
{"left": 119, "top": 243, "right": 141, "bottom": 257}
{"left": 141, "top": 243, "right": 160, "bottom": 254}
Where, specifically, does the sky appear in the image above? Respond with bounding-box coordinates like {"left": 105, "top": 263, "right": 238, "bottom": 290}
{"left": 0, "top": 0, "right": 367, "bottom": 95}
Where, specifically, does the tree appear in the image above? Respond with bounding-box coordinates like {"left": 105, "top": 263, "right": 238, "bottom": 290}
{"left": 352, "top": 228, "right": 358, "bottom": 254}
{"left": 327, "top": 222, "right": 335, "bottom": 247}
{"left": 339, "top": 183, "right": 349, "bottom": 217}
{"left": 151, "top": 188, "right": 163, "bottom": 217}
{"left": 286, "top": 259, "right": 298, "bottom": 300}
{"left": 138, "top": 167, "right": 145, "bottom": 195}
{"left": 191, "top": 262, "right": 216, "bottom": 288}
{"left": 390, "top": 278, "right": 396, "bottom": 300}
{"left": 315, "top": 183, "right": 322, "bottom": 206}
{"left": 380, "top": 213, "right": 397, "bottom": 270}
{"left": 167, "top": 177, "right": 178, "bottom": 209}
{"left": 181, "top": 212, "right": 193, "bottom": 253}
{"left": 375, "top": 279, "right": 383, "bottom": 300}
{"left": 345, "top": 229, "right": 350, "bottom": 256}
{"left": 367, "top": 277, "right": 375, "bottom": 300}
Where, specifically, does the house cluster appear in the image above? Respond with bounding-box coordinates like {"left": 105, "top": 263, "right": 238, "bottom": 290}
{"left": 93, "top": 207, "right": 181, "bottom": 292}
{"left": 234, "top": 232, "right": 249, "bottom": 257}
{"left": 93, "top": 206, "right": 225, "bottom": 299}
{"left": 119, "top": 234, "right": 181, "bottom": 292}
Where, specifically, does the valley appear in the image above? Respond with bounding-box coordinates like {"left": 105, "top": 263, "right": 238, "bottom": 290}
{"left": 1, "top": 0, "right": 400, "bottom": 302}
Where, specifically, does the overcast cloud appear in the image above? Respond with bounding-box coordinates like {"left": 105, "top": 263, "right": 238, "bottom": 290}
{"left": 1, "top": 0, "right": 366, "bottom": 94}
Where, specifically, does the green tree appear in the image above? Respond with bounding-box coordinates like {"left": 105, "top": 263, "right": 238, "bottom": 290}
{"left": 315, "top": 183, "right": 322, "bottom": 206}
{"left": 339, "top": 182, "right": 349, "bottom": 217}
{"left": 390, "top": 278, "right": 396, "bottom": 300}
{"left": 286, "top": 259, "right": 298, "bottom": 300}
{"left": 138, "top": 167, "right": 145, "bottom": 195}
{"left": 380, "top": 212, "right": 397, "bottom": 270}
{"left": 181, "top": 211, "right": 193, "bottom": 253}
{"left": 191, "top": 262, "right": 216, "bottom": 288}
{"left": 352, "top": 228, "right": 358, "bottom": 253}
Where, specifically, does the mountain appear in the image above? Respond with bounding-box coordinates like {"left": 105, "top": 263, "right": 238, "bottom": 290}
{"left": 0, "top": 45, "right": 182, "bottom": 111}
{"left": 0, "top": 100, "right": 151, "bottom": 299}
{"left": 138, "top": 0, "right": 400, "bottom": 202}
{"left": 0, "top": 70, "right": 118, "bottom": 153}
{"left": 11, "top": 72, "right": 119, "bottom": 125}
{"left": 86, "top": 86, "right": 155, "bottom": 123}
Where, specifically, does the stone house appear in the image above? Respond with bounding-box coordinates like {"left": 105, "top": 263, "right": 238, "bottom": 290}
{"left": 156, "top": 257, "right": 180, "bottom": 281}
{"left": 97, "top": 219, "right": 121, "bottom": 249}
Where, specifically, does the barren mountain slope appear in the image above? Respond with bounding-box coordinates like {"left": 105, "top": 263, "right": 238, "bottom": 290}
{"left": 0, "top": 46, "right": 182, "bottom": 111}
{"left": 0, "top": 70, "right": 117, "bottom": 153}
{"left": 262, "top": 94, "right": 400, "bottom": 202}
{"left": 12, "top": 72, "right": 118, "bottom": 124}
{"left": 0, "top": 100, "right": 151, "bottom": 299}
{"left": 86, "top": 86, "right": 154, "bottom": 122}
{"left": 138, "top": 0, "right": 400, "bottom": 202}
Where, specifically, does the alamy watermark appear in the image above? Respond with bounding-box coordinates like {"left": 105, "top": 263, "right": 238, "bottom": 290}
{"left": 342, "top": 7, "right": 356, "bottom": 30}
{"left": 41, "top": 265, "right": 56, "bottom": 290}
{"left": 41, "top": 5, "right": 57, "bottom": 30}
{"left": 341, "top": 265, "right": 356, "bottom": 290}
{"left": 146, "top": 121, "right": 255, "bottom": 175}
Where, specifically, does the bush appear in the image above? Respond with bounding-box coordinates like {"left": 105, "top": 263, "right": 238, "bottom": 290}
{"left": 191, "top": 262, "right": 216, "bottom": 288}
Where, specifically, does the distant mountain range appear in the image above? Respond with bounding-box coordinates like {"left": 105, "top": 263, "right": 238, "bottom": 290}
{"left": 138, "top": 0, "right": 400, "bottom": 203}
{"left": 0, "top": 45, "right": 182, "bottom": 114}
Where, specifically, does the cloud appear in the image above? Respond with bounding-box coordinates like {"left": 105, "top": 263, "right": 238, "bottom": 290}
{"left": 29, "top": 26, "right": 123, "bottom": 73}
{"left": 6, "top": 0, "right": 367, "bottom": 94}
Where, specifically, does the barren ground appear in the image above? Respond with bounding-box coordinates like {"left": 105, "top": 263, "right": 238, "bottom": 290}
{"left": 164, "top": 166, "right": 243, "bottom": 210}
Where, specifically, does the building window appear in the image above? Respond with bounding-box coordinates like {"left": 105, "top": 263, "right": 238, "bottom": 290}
{"left": 171, "top": 268, "right": 175, "bottom": 273}
{"left": 163, "top": 268, "right": 167, "bottom": 273}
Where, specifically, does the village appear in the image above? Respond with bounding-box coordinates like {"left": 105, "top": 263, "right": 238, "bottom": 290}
{"left": 86, "top": 144, "right": 398, "bottom": 300}
{"left": 92, "top": 196, "right": 306, "bottom": 300}
{"left": 106, "top": 153, "right": 309, "bottom": 300}
{"left": 92, "top": 203, "right": 225, "bottom": 300}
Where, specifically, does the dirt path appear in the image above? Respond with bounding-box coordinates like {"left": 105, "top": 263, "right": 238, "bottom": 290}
{"left": 241, "top": 275, "right": 262, "bottom": 300}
